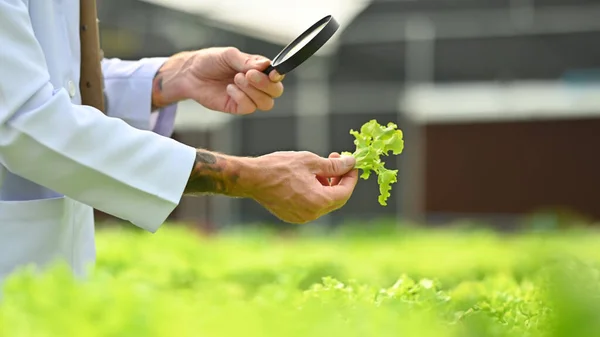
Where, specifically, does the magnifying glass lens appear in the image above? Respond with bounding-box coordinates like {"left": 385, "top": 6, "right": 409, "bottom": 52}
{"left": 263, "top": 15, "right": 339, "bottom": 75}
{"left": 279, "top": 22, "right": 328, "bottom": 63}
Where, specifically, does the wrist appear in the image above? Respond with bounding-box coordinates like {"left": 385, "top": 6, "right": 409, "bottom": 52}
{"left": 151, "top": 51, "right": 193, "bottom": 110}
{"left": 229, "top": 156, "right": 261, "bottom": 198}
{"left": 183, "top": 150, "right": 259, "bottom": 198}
{"left": 150, "top": 73, "right": 168, "bottom": 110}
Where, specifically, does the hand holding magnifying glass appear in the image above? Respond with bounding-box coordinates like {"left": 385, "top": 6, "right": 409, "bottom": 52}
{"left": 148, "top": 15, "right": 339, "bottom": 115}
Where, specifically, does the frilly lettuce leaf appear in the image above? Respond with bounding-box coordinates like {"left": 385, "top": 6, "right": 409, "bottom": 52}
{"left": 341, "top": 119, "right": 404, "bottom": 206}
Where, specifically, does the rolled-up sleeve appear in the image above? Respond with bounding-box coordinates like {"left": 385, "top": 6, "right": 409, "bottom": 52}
{"left": 101, "top": 57, "right": 178, "bottom": 137}
{"left": 0, "top": 0, "right": 196, "bottom": 232}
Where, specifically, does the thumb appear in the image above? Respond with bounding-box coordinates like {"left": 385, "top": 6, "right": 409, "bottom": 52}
{"left": 314, "top": 155, "right": 356, "bottom": 177}
{"left": 223, "top": 48, "right": 271, "bottom": 73}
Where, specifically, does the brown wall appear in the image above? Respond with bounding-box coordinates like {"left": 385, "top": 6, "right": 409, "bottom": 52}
{"left": 424, "top": 117, "right": 600, "bottom": 219}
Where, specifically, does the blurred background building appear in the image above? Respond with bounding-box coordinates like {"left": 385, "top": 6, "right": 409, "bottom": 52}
{"left": 96, "top": 0, "right": 600, "bottom": 229}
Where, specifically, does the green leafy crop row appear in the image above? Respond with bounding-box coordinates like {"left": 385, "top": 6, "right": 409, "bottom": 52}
{"left": 2, "top": 225, "right": 600, "bottom": 337}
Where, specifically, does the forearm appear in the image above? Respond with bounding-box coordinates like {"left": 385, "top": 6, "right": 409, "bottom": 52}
{"left": 184, "top": 149, "right": 255, "bottom": 198}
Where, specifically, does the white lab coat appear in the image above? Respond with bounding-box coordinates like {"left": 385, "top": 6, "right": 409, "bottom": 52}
{"left": 0, "top": 0, "right": 197, "bottom": 282}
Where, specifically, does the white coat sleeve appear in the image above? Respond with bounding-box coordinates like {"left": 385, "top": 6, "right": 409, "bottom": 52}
{"left": 0, "top": 0, "right": 197, "bottom": 233}
{"left": 101, "top": 57, "right": 178, "bottom": 137}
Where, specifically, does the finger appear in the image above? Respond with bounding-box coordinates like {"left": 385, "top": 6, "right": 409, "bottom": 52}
{"left": 267, "top": 69, "right": 285, "bottom": 82}
{"left": 225, "top": 48, "right": 271, "bottom": 73}
{"left": 316, "top": 175, "right": 330, "bottom": 186}
{"left": 311, "top": 154, "right": 356, "bottom": 177}
{"left": 244, "top": 55, "right": 284, "bottom": 81}
{"left": 246, "top": 70, "right": 285, "bottom": 98}
{"left": 226, "top": 84, "right": 257, "bottom": 114}
{"left": 337, "top": 168, "right": 359, "bottom": 189}
{"left": 234, "top": 73, "right": 275, "bottom": 111}
{"left": 327, "top": 152, "right": 342, "bottom": 186}
{"left": 322, "top": 168, "right": 359, "bottom": 203}
{"left": 322, "top": 199, "right": 346, "bottom": 216}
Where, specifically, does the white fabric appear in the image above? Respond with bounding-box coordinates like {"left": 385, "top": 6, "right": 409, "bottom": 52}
{"left": 0, "top": 0, "right": 197, "bottom": 281}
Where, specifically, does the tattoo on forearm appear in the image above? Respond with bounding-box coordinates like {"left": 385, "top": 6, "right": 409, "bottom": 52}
{"left": 184, "top": 150, "right": 240, "bottom": 196}
{"left": 195, "top": 151, "right": 216, "bottom": 165}
{"left": 156, "top": 76, "right": 163, "bottom": 91}
{"left": 151, "top": 51, "right": 195, "bottom": 111}
{"left": 151, "top": 74, "right": 164, "bottom": 111}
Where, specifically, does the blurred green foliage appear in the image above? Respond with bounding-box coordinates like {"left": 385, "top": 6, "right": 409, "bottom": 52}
{"left": 1, "top": 223, "right": 600, "bottom": 337}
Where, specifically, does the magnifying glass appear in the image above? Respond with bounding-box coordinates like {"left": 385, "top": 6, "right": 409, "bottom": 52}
{"left": 262, "top": 15, "right": 340, "bottom": 76}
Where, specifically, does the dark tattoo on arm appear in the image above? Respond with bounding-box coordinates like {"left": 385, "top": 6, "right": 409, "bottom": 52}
{"left": 195, "top": 151, "right": 216, "bottom": 165}
{"left": 150, "top": 51, "right": 194, "bottom": 110}
{"left": 151, "top": 74, "right": 164, "bottom": 111}
{"left": 184, "top": 150, "right": 240, "bottom": 196}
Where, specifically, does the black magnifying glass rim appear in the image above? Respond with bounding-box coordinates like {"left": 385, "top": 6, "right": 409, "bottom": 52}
{"left": 263, "top": 15, "right": 339, "bottom": 76}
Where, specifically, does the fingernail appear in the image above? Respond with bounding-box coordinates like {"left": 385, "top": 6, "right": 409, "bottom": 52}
{"left": 272, "top": 72, "right": 283, "bottom": 81}
{"left": 249, "top": 71, "right": 262, "bottom": 84}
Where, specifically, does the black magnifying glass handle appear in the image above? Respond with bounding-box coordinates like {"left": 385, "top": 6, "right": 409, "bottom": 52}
{"left": 262, "top": 64, "right": 275, "bottom": 76}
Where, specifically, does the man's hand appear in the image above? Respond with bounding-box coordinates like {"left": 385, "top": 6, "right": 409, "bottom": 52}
{"left": 151, "top": 47, "right": 284, "bottom": 114}
{"left": 244, "top": 151, "right": 358, "bottom": 224}
{"left": 183, "top": 150, "right": 358, "bottom": 224}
